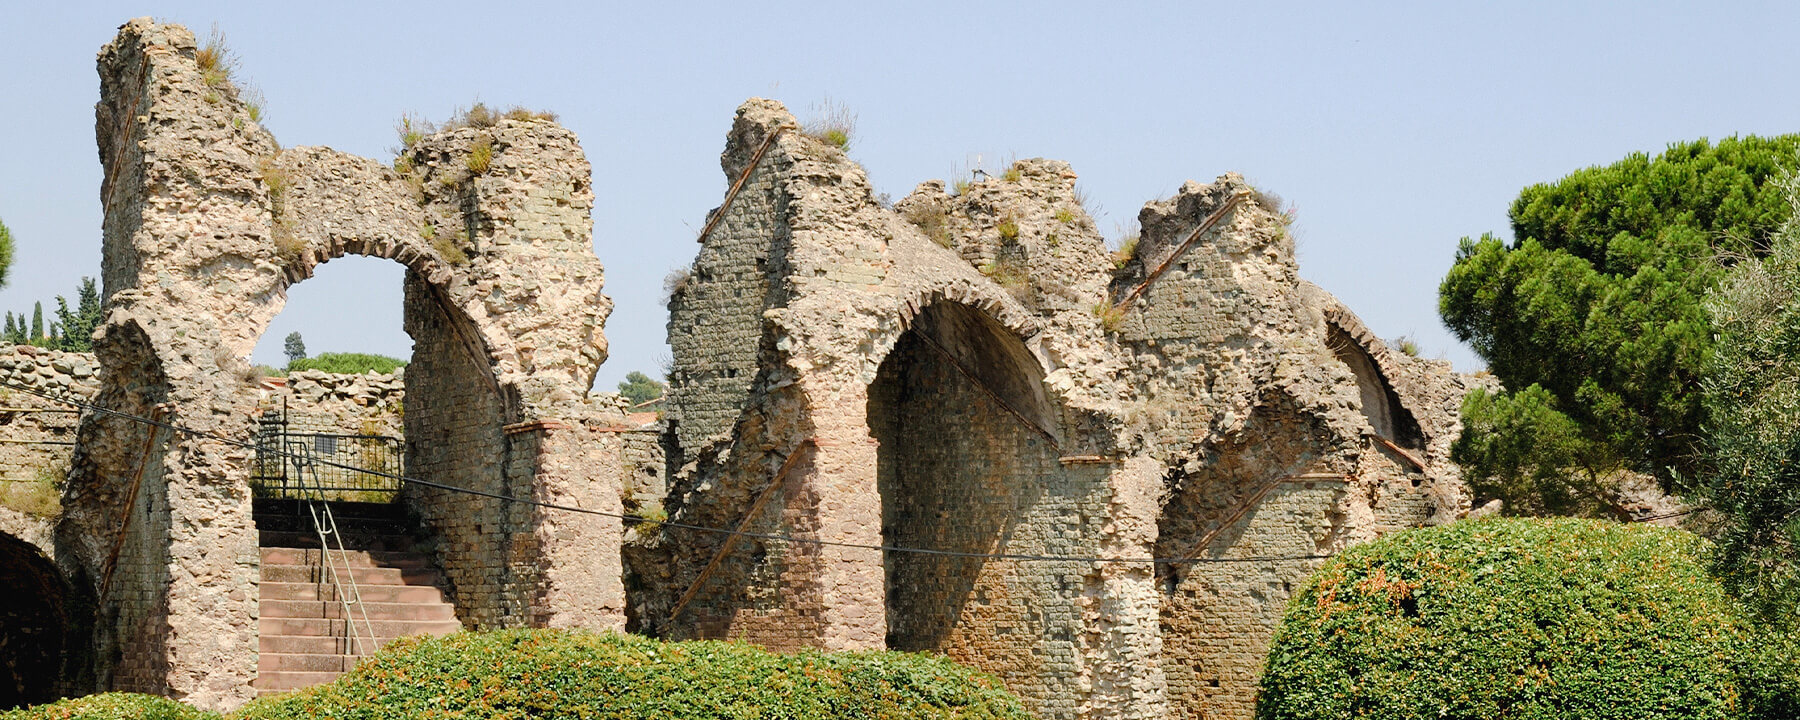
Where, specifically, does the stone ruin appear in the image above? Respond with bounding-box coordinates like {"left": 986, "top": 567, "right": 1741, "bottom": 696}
{"left": 0, "top": 18, "right": 1488, "bottom": 720}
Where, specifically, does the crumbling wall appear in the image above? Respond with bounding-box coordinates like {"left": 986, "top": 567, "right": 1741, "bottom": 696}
{"left": 654, "top": 100, "right": 1482, "bottom": 720}
{"left": 652, "top": 100, "right": 1163, "bottom": 720}
{"left": 0, "top": 349, "right": 99, "bottom": 519}
{"left": 66, "top": 19, "right": 620, "bottom": 709}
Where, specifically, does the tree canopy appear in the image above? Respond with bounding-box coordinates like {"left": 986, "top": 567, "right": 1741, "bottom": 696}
{"left": 1440, "top": 135, "right": 1800, "bottom": 512}
{"left": 0, "top": 218, "right": 13, "bottom": 290}
{"left": 617, "top": 370, "right": 665, "bottom": 406}
{"left": 1696, "top": 174, "right": 1800, "bottom": 631}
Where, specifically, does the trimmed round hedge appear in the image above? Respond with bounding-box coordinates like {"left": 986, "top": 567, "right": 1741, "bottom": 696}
{"left": 1256, "top": 518, "right": 1745, "bottom": 720}
{"left": 236, "top": 629, "right": 1030, "bottom": 720}
{"left": 0, "top": 693, "right": 218, "bottom": 720}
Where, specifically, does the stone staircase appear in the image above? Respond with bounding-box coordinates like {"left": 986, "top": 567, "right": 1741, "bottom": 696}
{"left": 253, "top": 499, "right": 461, "bottom": 696}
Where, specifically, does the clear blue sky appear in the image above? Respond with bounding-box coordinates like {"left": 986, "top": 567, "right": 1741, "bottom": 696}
{"left": 2, "top": 2, "right": 1796, "bottom": 390}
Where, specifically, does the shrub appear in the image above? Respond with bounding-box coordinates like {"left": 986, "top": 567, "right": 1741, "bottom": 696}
{"left": 0, "top": 693, "right": 218, "bottom": 720}
{"left": 287, "top": 352, "right": 406, "bottom": 375}
{"left": 903, "top": 202, "right": 955, "bottom": 248}
{"left": 1257, "top": 518, "right": 1748, "bottom": 720}
{"left": 235, "top": 629, "right": 1030, "bottom": 720}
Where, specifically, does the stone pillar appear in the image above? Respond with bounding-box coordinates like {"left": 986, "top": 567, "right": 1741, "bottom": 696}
{"left": 800, "top": 395, "right": 885, "bottom": 650}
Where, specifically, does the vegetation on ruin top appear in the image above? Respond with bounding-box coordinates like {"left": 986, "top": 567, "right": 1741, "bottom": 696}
{"left": 286, "top": 352, "right": 406, "bottom": 375}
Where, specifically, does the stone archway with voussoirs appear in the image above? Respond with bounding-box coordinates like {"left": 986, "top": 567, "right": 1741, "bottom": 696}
{"left": 57, "top": 19, "right": 624, "bottom": 710}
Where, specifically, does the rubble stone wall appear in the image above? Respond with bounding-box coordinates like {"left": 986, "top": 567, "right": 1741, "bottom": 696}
{"left": 650, "top": 99, "right": 1486, "bottom": 720}
{"left": 51, "top": 19, "right": 1490, "bottom": 717}
{"left": 0, "top": 349, "right": 99, "bottom": 504}
{"left": 64, "top": 19, "right": 620, "bottom": 710}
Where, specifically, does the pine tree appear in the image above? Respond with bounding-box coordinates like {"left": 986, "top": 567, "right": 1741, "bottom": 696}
{"left": 284, "top": 332, "right": 306, "bottom": 364}
{"left": 3, "top": 313, "right": 15, "bottom": 344}
{"left": 1441, "top": 134, "right": 1800, "bottom": 512}
{"left": 30, "top": 302, "right": 43, "bottom": 344}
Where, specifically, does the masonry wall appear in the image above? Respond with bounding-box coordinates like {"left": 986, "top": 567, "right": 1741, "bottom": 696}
{"left": 58, "top": 323, "right": 174, "bottom": 698}
{"left": 664, "top": 131, "right": 791, "bottom": 459}
{"left": 0, "top": 349, "right": 99, "bottom": 517}
{"left": 401, "top": 272, "right": 519, "bottom": 628}
{"left": 870, "top": 316, "right": 1103, "bottom": 720}
{"left": 1154, "top": 396, "right": 1346, "bottom": 720}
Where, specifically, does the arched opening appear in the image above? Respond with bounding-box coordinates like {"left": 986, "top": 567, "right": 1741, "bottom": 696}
{"left": 1154, "top": 394, "right": 1344, "bottom": 720}
{"left": 0, "top": 534, "right": 70, "bottom": 709}
{"left": 867, "top": 300, "right": 1068, "bottom": 696}
{"left": 1325, "top": 324, "right": 1422, "bottom": 449}
{"left": 242, "top": 253, "right": 503, "bottom": 693}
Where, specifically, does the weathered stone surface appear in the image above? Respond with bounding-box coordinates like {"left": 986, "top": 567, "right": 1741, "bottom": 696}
{"left": 34, "top": 21, "right": 1489, "bottom": 719}
{"left": 54, "top": 19, "right": 623, "bottom": 711}
{"left": 645, "top": 99, "right": 1485, "bottom": 720}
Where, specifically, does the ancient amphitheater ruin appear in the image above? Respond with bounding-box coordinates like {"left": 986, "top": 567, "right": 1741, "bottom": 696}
{"left": 0, "top": 19, "right": 1487, "bottom": 720}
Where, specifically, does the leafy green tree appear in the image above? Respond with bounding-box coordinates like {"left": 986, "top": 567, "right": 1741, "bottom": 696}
{"left": 0, "top": 218, "right": 13, "bottom": 290}
{"left": 617, "top": 370, "right": 666, "bottom": 406}
{"left": 1697, "top": 177, "right": 1800, "bottom": 633}
{"left": 283, "top": 331, "right": 306, "bottom": 364}
{"left": 1440, "top": 135, "right": 1800, "bottom": 511}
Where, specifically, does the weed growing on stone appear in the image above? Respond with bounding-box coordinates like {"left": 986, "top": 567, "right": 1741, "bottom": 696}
{"left": 1002, "top": 166, "right": 1022, "bottom": 182}
{"left": 662, "top": 267, "right": 692, "bottom": 307}
{"left": 1092, "top": 302, "right": 1126, "bottom": 334}
{"left": 434, "top": 230, "right": 470, "bottom": 265}
{"left": 1054, "top": 208, "right": 1078, "bottom": 225}
{"left": 1393, "top": 335, "right": 1421, "bottom": 357}
{"left": 257, "top": 160, "right": 305, "bottom": 262}
{"left": 997, "top": 217, "right": 1020, "bottom": 241}
{"left": 902, "top": 202, "right": 955, "bottom": 249}
{"left": 466, "top": 136, "right": 495, "bottom": 175}
{"left": 1112, "top": 234, "right": 1139, "bottom": 270}
{"left": 1251, "top": 185, "right": 1285, "bottom": 215}
{"left": 981, "top": 257, "right": 1028, "bottom": 289}
{"left": 802, "top": 98, "right": 856, "bottom": 151}
{"left": 195, "top": 25, "right": 236, "bottom": 89}
{"left": 952, "top": 179, "right": 973, "bottom": 196}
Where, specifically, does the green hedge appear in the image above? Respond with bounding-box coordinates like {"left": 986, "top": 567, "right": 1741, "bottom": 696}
{"left": 0, "top": 693, "right": 218, "bottom": 720}
{"left": 1257, "top": 518, "right": 1748, "bottom": 720}
{"left": 235, "top": 629, "right": 1030, "bottom": 720}
{"left": 286, "top": 352, "right": 405, "bottom": 375}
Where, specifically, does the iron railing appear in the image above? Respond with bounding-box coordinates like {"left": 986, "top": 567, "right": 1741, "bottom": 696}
{"left": 251, "top": 418, "right": 402, "bottom": 500}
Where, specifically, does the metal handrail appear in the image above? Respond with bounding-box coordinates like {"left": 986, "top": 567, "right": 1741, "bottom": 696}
{"left": 287, "top": 441, "right": 378, "bottom": 660}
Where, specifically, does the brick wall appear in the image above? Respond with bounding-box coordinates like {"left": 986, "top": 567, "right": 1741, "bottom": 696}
{"left": 869, "top": 309, "right": 1105, "bottom": 720}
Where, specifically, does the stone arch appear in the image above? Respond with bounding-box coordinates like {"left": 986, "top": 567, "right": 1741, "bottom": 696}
{"left": 1154, "top": 389, "right": 1350, "bottom": 720}
{"left": 866, "top": 298, "right": 1100, "bottom": 712}
{"left": 75, "top": 20, "right": 618, "bottom": 708}
{"left": 0, "top": 531, "right": 77, "bottom": 708}
{"left": 1325, "top": 322, "right": 1423, "bottom": 449}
